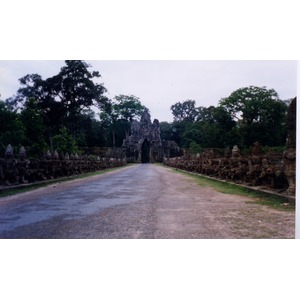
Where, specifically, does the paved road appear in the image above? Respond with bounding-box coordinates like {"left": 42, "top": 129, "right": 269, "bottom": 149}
{"left": 0, "top": 164, "right": 295, "bottom": 238}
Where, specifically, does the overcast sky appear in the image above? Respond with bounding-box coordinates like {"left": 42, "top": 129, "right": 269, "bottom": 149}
{"left": 0, "top": 60, "right": 297, "bottom": 122}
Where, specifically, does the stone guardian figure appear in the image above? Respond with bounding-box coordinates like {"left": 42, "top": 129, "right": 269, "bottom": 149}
{"left": 283, "top": 97, "right": 296, "bottom": 194}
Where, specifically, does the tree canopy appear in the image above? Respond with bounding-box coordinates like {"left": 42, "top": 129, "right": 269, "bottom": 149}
{"left": 165, "top": 87, "right": 290, "bottom": 150}
{"left": 1, "top": 64, "right": 292, "bottom": 158}
{"left": 219, "top": 86, "right": 288, "bottom": 146}
{"left": 3, "top": 61, "right": 111, "bottom": 155}
{"left": 100, "top": 94, "right": 148, "bottom": 147}
{"left": 0, "top": 101, "right": 26, "bottom": 154}
{"left": 171, "top": 99, "right": 198, "bottom": 122}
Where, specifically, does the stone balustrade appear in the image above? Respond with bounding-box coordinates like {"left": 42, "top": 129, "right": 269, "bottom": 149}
{"left": 163, "top": 147, "right": 295, "bottom": 195}
{"left": 0, "top": 145, "right": 127, "bottom": 187}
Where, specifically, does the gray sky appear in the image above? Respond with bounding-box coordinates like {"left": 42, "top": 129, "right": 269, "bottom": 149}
{"left": 0, "top": 60, "right": 297, "bottom": 122}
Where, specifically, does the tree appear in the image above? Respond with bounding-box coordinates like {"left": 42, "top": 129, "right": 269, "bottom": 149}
{"left": 170, "top": 120, "right": 192, "bottom": 147}
{"left": 52, "top": 126, "right": 79, "bottom": 155}
{"left": 183, "top": 122, "right": 222, "bottom": 148}
{"left": 160, "top": 121, "right": 173, "bottom": 141}
{"left": 219, "top": 86, "right": 288, "bottom": 146}
{"left": 6, "top": 74, "right": 46, "bottom": 110}
{"left": 113, "top": 95, "right": 146, "bottom": 121}
{"left": 46, "top": 60, "right": 109, "bottom": 137}
{"left": 6, "top": 60, "right": 110, "bottom": 151}
{"left": 76, "top": 109, "right": 106, "bottom": 148}
{"left": 100, "top": 95, "right": 148, "bottom": 147}
{"left": 196, "top": 106, "right": 216, "bottom": 123}
{"left": 169, "top": 100, "right": 199, "bottom": 148}
{"left": 0, "top": 100, "right": 26, "bottom": 154}
{"left": 171, "top": 99, "right": 198, "bottom": 122}
{"left": 20, "top": 97, "right": 48, "bottom": 156}
{"left": 174, "top": 104, "right": 237, "bottom": 149}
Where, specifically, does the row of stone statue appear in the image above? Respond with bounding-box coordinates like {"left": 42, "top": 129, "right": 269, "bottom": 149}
{"left": 0, "top": 144, "right": 126, "bottom": 186}
{"left": 164, "top": 146, "right": 295, "bottom": 195}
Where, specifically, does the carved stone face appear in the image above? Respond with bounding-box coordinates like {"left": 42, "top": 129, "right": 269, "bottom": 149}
{"left": 19, "top": 146, "right": 26, "bottom": 160}
{"left": 19, "top": 153, "right": 26, "bottom": 160}
{"left": 124, "top": 110, "right": 180, "bottom": 162}
{"left": 5, "top": 144, "right": 13, "bottom": 158}
{"left": 5, "top": 152, "right": 12, "bottom": 158}
{"left": 46, "top": 150, "right": 52, "bottom": 159}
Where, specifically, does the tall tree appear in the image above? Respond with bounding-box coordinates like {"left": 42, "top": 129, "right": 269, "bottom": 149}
{"left": 6, "top": 74, "right": 46, "bottom": 110}
{"left": 0, "top": 101, "right": 26, "bottom": 154}
{"left": 20, "top": 97, "right": 48, "bottom": 156}
{"left": 219, "top": 86, "right": 288, "bottom": 146}
{"left": 76, "top": 109, "right": 106, "bottom": 148}
{"left": 189, "top": 105, "right": 238, "bottom": 148}
{"left": 170, "top": 99, "right": 197, "bottom": 122}
{"left": 52, "top": 126, "right": 79, "bottom": 155}
{"left": 196, "top": 106, "right": 216, "bottom": 123}
{"left": 169, "top": 99, "right": 198, "bottom": 147}
{"left": 160, "top": 121, "right": 173, "bottom": 141}
{"left": 6, "top": 60, "right": 109, "bottom": 150}
{"left": 47, "top": 60, "right": 109, "bottom": 137}
{"left": 100, "top": 95, "right": 147, "bottom": 147}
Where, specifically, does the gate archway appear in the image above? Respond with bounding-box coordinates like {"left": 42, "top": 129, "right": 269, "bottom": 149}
{"left": 141, "top": 139, "right": 150, "bottom": 163}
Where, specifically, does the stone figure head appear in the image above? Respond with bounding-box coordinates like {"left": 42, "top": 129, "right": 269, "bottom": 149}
{"left": 19, "top": 146, "right": 27, "bottom": 160}
{"left": 5, "top": 144, "right": 13, "bottom": 158}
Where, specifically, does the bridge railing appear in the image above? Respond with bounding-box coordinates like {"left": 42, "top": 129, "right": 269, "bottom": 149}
{"left": 0, "top": 145, "right": 127, "bottom": 187}
{"left": 163, "top": 147, "right": 295, "bottom": 195}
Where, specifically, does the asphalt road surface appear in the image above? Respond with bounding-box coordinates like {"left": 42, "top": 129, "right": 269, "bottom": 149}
{"left": 0, "top": 164, "right": 295, "bottom": 238}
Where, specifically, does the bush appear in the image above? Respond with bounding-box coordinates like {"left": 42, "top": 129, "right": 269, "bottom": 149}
{"left": 52, "top": 126, "right": 79, "bottom": 154}
{"left": 189, "top": 141, "right": 202, "bottom": 154}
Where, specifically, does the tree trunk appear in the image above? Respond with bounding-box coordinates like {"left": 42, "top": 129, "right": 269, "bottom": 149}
{"left": 112, "top": 130, "right": 116, "bottom": 148}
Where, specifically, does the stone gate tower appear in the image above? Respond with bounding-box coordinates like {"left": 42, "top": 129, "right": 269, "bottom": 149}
{"left": 122, "top": 110, "right": 181, "bottom": 163}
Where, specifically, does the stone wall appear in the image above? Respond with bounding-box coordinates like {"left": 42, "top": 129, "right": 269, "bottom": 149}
{"left": 0, "top": 146, "right": 126, "bottom": 187}
{"left": 164, "top": 148, "right": 290, "bottom": 193}
{"left": 164, "top": 97, "right": 296, "bottom": 196}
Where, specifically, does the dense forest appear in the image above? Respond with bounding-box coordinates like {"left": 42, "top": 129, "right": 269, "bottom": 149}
{"left": 0, "top": 60, "right": 292, "bottom": 158}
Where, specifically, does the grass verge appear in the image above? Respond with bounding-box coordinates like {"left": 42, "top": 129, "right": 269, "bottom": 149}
{"left": 169, "top": 167, "right": 295, "bottom": 211}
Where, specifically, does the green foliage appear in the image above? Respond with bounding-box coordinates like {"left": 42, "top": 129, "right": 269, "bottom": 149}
{"left": 48, "top": 61, "right": 108, "bottom": 111}
{"left": 3, "top": 61, "right": 113, "bottom": 155}
{"left": 75, "top": 110, "right": 106, "bottom": 148}
{"left": 160, "top": 121, "right": 173, "bottom": 141}
{"left": 100, "top": 94, "right": 148, "bottom": 147}
{"left": 223, "top": 127, "right": 244, "bottom": 148}
{"left": 2, "top": 66, "right": 291, "bottom": 158}
{"left": 170, "top": 120, "right": 191, "bottom": 147}
{"left": 219, "top": 86, "right": 288, "bottom": 146}
{"left": 113, "top": 94, "right": 146, "bottom": 122}
{"left": 47, "top": 60, "right": 109, "bottom": 137}
{"left": 0, "top": 101, "right": 26, "bottom": 155}
{"left": 179, "top": 106, "right": 238, "bottom": 148}
{"left": 184, "top": 122, "right": 221, "bottom": 148}
{"left": 52, "top": 126, "right": 79, "bottom": 154}
{"left": 20, "top": 97, "right": 48, "bottom": 156}
{"left": 171, "top": 99, "right": 197, "bottom": 122}
{"left": 168, "top": 86, "right": 289, "bottom": 150}
{"left": 7, "top": 60, "right": 109, "bottom": 145}
{"left": 189, "top": 141, "right": 202, "bottom": 154}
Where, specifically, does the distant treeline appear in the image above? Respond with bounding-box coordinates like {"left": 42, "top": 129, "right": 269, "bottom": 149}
{"left": 0, "top": 60, "right": 293, "bottom": 157}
